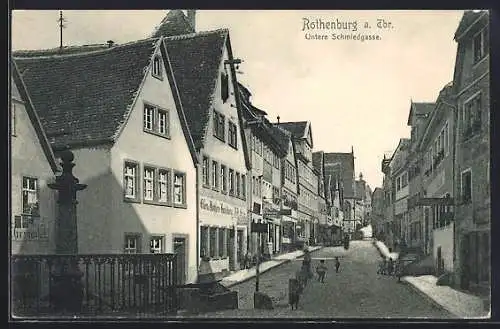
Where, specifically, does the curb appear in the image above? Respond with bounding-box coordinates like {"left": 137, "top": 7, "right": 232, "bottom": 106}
{"left": 222, "top": 247, "right": 323, "bottom": 289}
{"left": 400, "top": 278, "right": 458, "bottom": 318}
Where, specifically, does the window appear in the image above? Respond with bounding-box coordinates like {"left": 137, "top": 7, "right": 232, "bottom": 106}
{"left": 473, "top": 26, "right": 489, "bottom": 63}
{"left": 402, "top": 173, "right": 408, "bottom": 188}
{"left": 158, "top": 110, "right": 168, "bottom": 136}
{"left": 173, "top": 172, "right": 186, "bottom": 206}
{"left": 228, "top": 122, "right": 238, "bottom": 148}
{"left": 143, "top": 104, "right": 170, "bottom": 137}
{"left": 221, "top": 72, "right": 229, "bottom": 103}
{"left": 236, "top": 172, "right": 241, "bottom": 197}
{"left": 144, "top": 105, "right": 154, "bottom": 131}
{"left": 213, "top": 111, "right": 225, "bottom": 141}
{"left": 152, "top": 55, "right": 162, "bottom": 78}
{"left": 461, "top": 169, "right": 472, "bottom": 203}
{"left": 210, "top": 228, "right": 217, "bottom": 258}
{"left": 396, "top": 177, "right": 401, "bottom": 191}
{"left": 463, "top": 93, "right": 482, "bottom": 138}
{"left": 444, "top": 123, "right": 449, "bottom": 155}
{"left": 211, "top": 160, "right": 218, "bottom": 189}
{"left": 229, "top": 169, "right": 235, "bottom": 196}
{"left": 124, "top": 162, "right": 139, "bottom": 200}
{"left": 143, "top": 167, "right": 155, "bottom": 201}
{"left": 202, "top": 156, "right": 209, "bottom": 187}
{"left": 11, "top": 103, "right": 16, "bottom": 136}
{"left": 22, "top": 177, "right": 39, "bottom": 215}
{"left": 150, "top": 236, "right": 163, "bottom": 253}
{"left": 200, "top": 226, "right": 209, "bottom": 258}
{"left": 221, "top": 165, "right": 227, "bottom": 193}
{"left": 273, "top": 186, "right": 280, "bottom": 204}
{"left": 242, "top": 175, "right": 246, "bottom": 199}
{"left": 158, "top": 169, "right": 170, "bottom": 203}
{"left": 124, "top": 234, "right": 141, "bottom": 254}
{"left": 218, "top": 228, "right": 226, "bottom": 258}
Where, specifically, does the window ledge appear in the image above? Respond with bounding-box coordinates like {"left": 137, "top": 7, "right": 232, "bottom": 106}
{"left": 152, "top": 73, "right": 164, "bottom": 81}
{"left": 214, "top": 135, "right": 226, "bottom": 143}
{"left": 144, "top": 129, "right": 171, "bottom": 140}
{"left": 173, "top": 203, "right": 187, "bottom": 209}
{"left": 203, "top": 184, "right": 211, "bottom": 189}
{"left": 124, "top": 197, "right": 141, "bottom": 204}
{"left": 473, "top": 54, "right": 489, "bottom": 68}
{"left": 143, "top": 200, "right": 171, "bottom": 207}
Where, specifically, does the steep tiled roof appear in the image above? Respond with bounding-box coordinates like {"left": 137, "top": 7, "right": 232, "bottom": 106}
{"left": 324, "top": 152, "right": 355, "bottom": 198}
{"left": 151, "top": 10, "right": 195, "bottom": 38}
{"left": 13, "top": 44, "right": 111, "bottom": 58}
{"left": 312, "top": 151, "right": 324, "bottom": 173}
{"left": 277, "top": 121, "right": 308, "bottom": 139}
{"left": 164, "top": 29, "right": 228, "bottom": 150}
{"left": 270, "top": 124, "right": 291, "bottom": 152}
{"left": 454, "top": 10, "right": 488, "bottom": 40}
{"left": 13, "top": 38, "right": 160, "bottom": 149}
{"left": 11, "top": 60, "right": 59, "bottom": 173}
{"left": 407, "top": 102, "right": 435, "bottom": 126}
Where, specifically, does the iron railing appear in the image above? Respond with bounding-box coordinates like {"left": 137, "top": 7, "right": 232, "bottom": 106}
{"left": 11, "top": 253, "right": 178, "bottom": 318}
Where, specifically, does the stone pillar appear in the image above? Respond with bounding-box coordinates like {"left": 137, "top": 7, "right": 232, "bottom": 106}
{"left": 48, "top": 150, "right": 87, "bottom": 313}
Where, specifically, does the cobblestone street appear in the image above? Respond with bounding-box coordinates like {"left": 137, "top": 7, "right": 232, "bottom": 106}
{"left": 191, "top": 241, "right": 453, "bottom": 319}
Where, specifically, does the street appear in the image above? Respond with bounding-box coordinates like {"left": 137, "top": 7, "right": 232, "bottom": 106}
{"left": 192, "top": 240, "right": 454, "bottom": 318}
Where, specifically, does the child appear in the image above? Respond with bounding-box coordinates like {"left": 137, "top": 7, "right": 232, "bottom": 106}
{"left": 316, "top": 260, "right": 327, "bottom": 283}
{"left": 335, "top": 256, "right": 341, "bottom": 273}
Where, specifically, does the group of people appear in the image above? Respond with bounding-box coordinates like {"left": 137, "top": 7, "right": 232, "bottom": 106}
{"left": 289, "top": 249, "right": 341, "bottom": 310}
{"left": 377, "top": 257, "right": 403, "bottom": 281}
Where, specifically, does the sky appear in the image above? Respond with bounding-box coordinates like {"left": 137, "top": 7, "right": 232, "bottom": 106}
{"left": 11, "top": 10, "right": 464, "bottom": 189}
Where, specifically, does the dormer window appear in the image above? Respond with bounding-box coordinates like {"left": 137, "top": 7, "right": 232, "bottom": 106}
{"left": 152, "top": 55, "right": 162, "bottom": 79}
{"left": 221, "top": 71, "right": 229, "bottom": 103}
{"left": 473, "top": 26, "right": 489, "bottom": 64}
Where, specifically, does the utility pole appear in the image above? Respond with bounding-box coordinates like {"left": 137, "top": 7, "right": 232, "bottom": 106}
{"left": 57, "top": 11, "right": 66, "bottom": 50}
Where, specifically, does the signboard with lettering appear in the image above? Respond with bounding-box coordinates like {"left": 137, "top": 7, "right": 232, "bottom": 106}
{"left": 200, "top": 197, "right": 246, "bottom": 221}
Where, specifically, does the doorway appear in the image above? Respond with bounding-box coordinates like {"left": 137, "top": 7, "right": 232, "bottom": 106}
{"left": 237, "top": 229, "right": 244, "bottom": 266}
{"left": 227, "top": 228, "right": 235, "bottom": 271}
{"left": 173, "top": 236, "right": 187, "bottom": 285}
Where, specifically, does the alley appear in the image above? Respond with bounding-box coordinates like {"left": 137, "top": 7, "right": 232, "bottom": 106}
{"left": 193, "top": 241, "right": 454, "bottom": 318}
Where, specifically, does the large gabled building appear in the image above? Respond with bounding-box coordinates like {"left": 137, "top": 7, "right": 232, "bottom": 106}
{"left": 10, "top": 60, "right": 59, "bottom": 255}
{"left": 14, "top": 36, "right": 200, "bottom": 283}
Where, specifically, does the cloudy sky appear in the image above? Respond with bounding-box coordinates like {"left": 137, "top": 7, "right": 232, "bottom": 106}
{"left": 11, "top": 10, "right": 464, "bottom": 189}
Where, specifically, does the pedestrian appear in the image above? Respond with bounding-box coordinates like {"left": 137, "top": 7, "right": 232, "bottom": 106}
{"left": 316, "top": 259, "right": 328, "bottom": 283}
{"left": 289, "top": 277, "right": 302, "bottom": 310}
{"left": 303, "top": 248, "right": 313, "bottom": 279}
{"left": 377, "top": 258, "right": 385, "bottom": 274}
{"left": 395, "top": 258, "right": 403, "bottom": 282}
{"left": 388, "top": 257, "right": 394, "bottom": 276}
{"left": 335, "top": 256, "right": 341, "bottom": 273}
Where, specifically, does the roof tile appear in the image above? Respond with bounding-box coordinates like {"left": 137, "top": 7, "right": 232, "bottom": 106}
{"left": 14, "top": 38, "right": 159, "bottom": 149}
{"left": 164, "top": 29, "right": 228, "bottom": 150}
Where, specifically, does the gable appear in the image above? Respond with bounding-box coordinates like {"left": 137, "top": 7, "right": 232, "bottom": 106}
{"left": 164, "top": 29, "right": 228, "bottom": 151}
{"left": 113, "top": 42, "right": 198, "bottom": 167}
{"left": 306, "top": 122, "right": 313, "bottom": 147}
{"left": 11, "top": 61, "right": 58, "bottom": 173}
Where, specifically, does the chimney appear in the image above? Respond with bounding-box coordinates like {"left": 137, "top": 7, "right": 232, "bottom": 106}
{"left": 107, "top": 40, "right": 114, "bottom": 48}
{"left": 186, "top": 10, "right": 196, "bottom": 31}
{"left": 277, "top": 115, "right": 280, "bottom": 124}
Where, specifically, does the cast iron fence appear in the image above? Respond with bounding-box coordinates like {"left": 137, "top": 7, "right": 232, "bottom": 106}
{"left": 11, "top": 253, "right": 178, "bottom": 318}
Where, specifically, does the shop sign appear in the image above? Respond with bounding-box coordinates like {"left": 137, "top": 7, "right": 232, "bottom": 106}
{"left": 200, "top": 197, "right": 246, "bottom": 219}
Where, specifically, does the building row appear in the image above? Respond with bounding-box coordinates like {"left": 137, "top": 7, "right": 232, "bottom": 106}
{"left": 371, "top": 10, "right": 490, "bottom": 291}
{"left": 10, "top": 10, "right": 371, "bottom": 284}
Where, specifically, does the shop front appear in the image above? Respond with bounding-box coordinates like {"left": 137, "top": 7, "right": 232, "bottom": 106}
{"left": 199, "top": 196, "right": 247, "bottom": 275}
